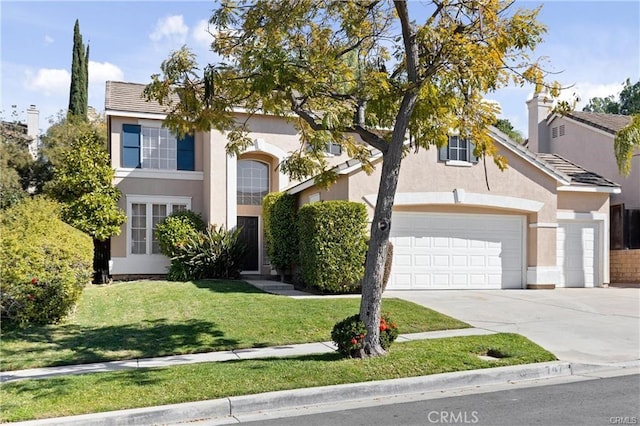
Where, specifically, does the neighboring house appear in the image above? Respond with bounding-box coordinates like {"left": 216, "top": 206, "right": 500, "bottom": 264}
{"left": 1, "top": 105, "right": 40, "bottom": 160}
{"left": 106, "top": 81, "right": 620, "bottom": 289}
{"left": 527, "top": 93, "right": 640, "bottom": 283}
{"left": 527, "top": 94, "right": 638, "bottom": 210}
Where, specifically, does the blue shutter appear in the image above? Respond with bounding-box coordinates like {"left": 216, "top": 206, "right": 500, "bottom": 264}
{"left": 177, "top": 133, "right": 195, "bottom": 171}
{"left": 122, "top": 124, "right": 141, "bottom": 168}
{"left": 469, "top": 140, "right": 479, "bottom": 163}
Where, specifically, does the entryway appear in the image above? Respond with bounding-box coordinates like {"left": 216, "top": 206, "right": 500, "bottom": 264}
{"left": 238, "top": 216, "right": 259, "bottom": 272}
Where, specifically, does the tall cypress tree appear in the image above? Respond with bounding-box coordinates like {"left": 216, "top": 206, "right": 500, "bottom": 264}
{"left": 68, "top": 19, "right": 88, "bottom": 121}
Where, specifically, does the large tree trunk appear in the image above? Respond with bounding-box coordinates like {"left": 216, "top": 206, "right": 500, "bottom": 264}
{"left": 358, "top": 139, "right": 405, "bottom": 357}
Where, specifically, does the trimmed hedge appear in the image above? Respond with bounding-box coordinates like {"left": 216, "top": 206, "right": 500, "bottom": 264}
{"left": 0, "top": 197, "right": 93, "bottom": 326}
{"left": 297, "top": 201, "right": 368, "bottom": 293}
{"left": 263, "top": 192, "right": 298, "bottom": 276}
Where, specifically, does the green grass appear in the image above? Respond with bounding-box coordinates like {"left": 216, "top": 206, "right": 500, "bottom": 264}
{"left": 0, "top": 280, "right": 468, "bottom": 371}
{"left": 0, "top": 333, "right": 556, "bottom": 423}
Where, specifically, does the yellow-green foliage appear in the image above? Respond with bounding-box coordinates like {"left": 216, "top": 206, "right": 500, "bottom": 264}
{"left": 615, "top": 114, "right": 640, "bottom": 176}
{"left": 297, "top": 201, "right": 368, "bottom": 293}
{"left": 0, "top": 197, "right": 93, "bottom": 325}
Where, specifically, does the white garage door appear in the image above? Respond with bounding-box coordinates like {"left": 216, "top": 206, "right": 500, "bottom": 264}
{"left": 557, "top": 221, "right": 598, "bottom": 287}
{"left": 388, "top": 213, "right": 524, "bottom": 290}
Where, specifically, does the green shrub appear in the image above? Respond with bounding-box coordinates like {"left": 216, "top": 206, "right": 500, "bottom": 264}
{"left": 297, "top": 201, "right": 368, "bottom": 293}
{"left": 263, "top": 192, "right": 298, "bottom": 276}
{"left": 156, "top": 210, "right": 206, "bottom": 258}
{"left": 331, "top": 313, "right": 399, "bottom": 358}
{"left": 171, "top": 225, "right": 247, "bottom": 280}
{"left": 0, "top": 197, "right": 93, "bottom": 326}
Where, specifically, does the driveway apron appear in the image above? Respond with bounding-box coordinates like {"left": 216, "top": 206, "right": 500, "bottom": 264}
{"left": 385, "top": 288, "right": 640, "bottom": 364}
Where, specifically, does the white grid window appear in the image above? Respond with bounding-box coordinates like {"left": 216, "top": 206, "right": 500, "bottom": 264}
{"left": 237, "top": 160, "right": 269, "bottom": 205}
{"left": 448, "top": 136, "right": 468, "bottom": 162}
{"left": 152, "top": 204, "right": 168, "bottom": 254}
{"left": 127, "top": 197, "right": 192, "bottom": 256}
{"left": 142, "top": 127, "right": 177, "bottom": 170}
{"left": 131, "top": 203, "right": 147, "bottom": 254}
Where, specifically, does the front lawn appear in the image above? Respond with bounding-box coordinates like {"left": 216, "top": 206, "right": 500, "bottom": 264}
{"left": 1, "top": 280, "right": 468, "bottom": 371}
{"left": 0, "top": 333, "right": 556, "bottom": 423}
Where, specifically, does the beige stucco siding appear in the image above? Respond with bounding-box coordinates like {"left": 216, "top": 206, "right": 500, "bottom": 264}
{"left": 547, "top": 116, "right": 639, "bottom": 208}
{"left": 347, "top": 144, "right": 558, "bottom": 222}
{"left": 557, "top": 191, "right": 610, "bottom": 214}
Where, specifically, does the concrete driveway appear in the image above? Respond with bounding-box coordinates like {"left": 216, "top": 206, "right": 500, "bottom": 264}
{"left": 385, "top": 288, "right": 640, "bottom": 365}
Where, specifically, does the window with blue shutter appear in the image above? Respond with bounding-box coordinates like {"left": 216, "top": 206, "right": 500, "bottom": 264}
{"left": 439, "top": 136, "right": 479, "bottom": 164}
{"left": 177, "top": 133, "right": 195, "bottom": 171}
{"left": 122, "top": 124, "right": 141, "bottom": 168}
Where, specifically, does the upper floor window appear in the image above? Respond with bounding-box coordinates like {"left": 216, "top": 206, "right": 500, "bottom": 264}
{"left": 122, "top": 124, "right": 194, "bottom": 171}
{"left": 439, "top": 136, "right": 479, "bottom": 165}
{"left": 325, "top": 142, "right": 342, "bottom": 156}
{"left": 237, "top": 160, "right": 269, "bottom": 205}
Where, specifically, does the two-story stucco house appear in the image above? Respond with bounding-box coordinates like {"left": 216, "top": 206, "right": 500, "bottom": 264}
{"left": 106, "top": 81, "right": 620, "bottom": 289}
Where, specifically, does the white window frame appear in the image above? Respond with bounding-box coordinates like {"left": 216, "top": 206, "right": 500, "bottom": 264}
{"left": 126, "top": 195, "right": 192, "bottom": 256}
{"left": 443, "top": 136, "right": 475, "bottom": 167}
{"left": 237, "top": 159, "right": 270, "bottom": 206}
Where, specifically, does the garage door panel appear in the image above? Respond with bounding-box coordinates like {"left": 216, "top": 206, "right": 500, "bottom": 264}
{"left": 556, "top": 221, "right": 598, "bottom": 288}
{"left": 389, "top": 213, "right": 524, "bottom": 290}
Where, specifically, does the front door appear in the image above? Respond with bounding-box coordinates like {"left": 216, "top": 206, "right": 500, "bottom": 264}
{"left": 238, "top": 216, "right": 259, "bottom": 272}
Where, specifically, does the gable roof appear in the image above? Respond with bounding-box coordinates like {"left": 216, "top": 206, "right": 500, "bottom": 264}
{"left": 105, "top": 81, "right": 172, "bottom": 115}
{"left": 560, "top": 111, "right": 631, "bottom": 135}
{"left": 287, "top": 127, "right": 620, "bottom": 194}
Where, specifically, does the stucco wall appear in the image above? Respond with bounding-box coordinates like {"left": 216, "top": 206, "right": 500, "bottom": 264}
{"left": 546, "top": 116, "right": 640, "bottom": 209}
{"left": 610, "top": 250, "right": 640, "bottom": 283}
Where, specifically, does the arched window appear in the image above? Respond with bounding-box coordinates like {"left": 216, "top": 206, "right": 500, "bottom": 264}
{"left": 237, "top": 160, "right": 269, "bottom": 205}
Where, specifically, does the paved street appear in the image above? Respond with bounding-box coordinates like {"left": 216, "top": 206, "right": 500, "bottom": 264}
{"left": 239, "top": 374, "right": 640, "bottom": 426}
{"left": 385, "top": 288, "right": 640, "bottom": 364}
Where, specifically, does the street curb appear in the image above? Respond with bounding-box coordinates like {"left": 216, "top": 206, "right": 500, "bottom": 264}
{"left": 10, "top": 361, "right": 573, "bottom": 425}
{"left": 570, "top": 359, "right": 640, "bottom": 376}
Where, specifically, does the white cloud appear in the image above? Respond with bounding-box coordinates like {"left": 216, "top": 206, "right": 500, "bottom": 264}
{"left": 568, "top": 82, "right": 626, "bottom": 109}
{"left": 191, "top": 19, "right": 213, "bottom": 49}
{"left": 88, "top": 61, "right": 124, "bottom": 84}
{"left": 24, "top": 68, "right": 70, "bottom": 96}
{"left": 149, "top": 15, "right": 188, "bottom": 45}
{"left": 44, "top": 35, "right": 54, "bottom": 45}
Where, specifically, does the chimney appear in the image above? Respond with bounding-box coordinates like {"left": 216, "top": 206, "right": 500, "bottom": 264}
{"left": 26, "top": 105, "right": 39, "bottom": 159}
{"left": 526, "top": 92, "right": 552, "bottom": 153}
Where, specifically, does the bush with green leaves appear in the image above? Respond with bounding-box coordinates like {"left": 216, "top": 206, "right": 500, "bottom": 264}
{"left": 0, "top": 197, "right": 93, "bottom": 326}
{"left": 331, "top": 313, "right": 399, "bottom": 358}
{"left": 156, "top": 210, "right": 206, "bottom": 258}
{"left": 297, "top": 201, "right": 368, "bottom": 293}
{"left": 170, "top": 225, "right": 247, "bottom": 280}
{"left": 263, "top": 192, "right": 298, "bottom": 277}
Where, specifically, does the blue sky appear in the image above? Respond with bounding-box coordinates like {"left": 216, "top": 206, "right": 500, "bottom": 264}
{"left": 1, "top": 1, "right": 639, "bottom": 136}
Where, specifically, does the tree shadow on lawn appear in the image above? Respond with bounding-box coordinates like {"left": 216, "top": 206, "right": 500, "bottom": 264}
{"left": 1, "top": 319, "right": 240, "bottom": 370}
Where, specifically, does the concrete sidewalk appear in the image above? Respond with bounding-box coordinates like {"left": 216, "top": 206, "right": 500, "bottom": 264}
{"left": 0, "top": 328, "right": 495, "bottom": 383}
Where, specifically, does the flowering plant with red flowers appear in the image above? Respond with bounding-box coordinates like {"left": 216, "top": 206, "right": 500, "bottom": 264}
{"left": 1, "top": 275, "right": 71, "bottom": 327}
{"left": 331, "top": 312, "right": 399, "bottom": 357}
